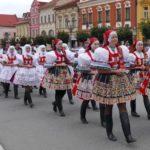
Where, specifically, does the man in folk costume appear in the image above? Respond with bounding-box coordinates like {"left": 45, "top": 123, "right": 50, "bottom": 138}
{"left": 35, "top": 45, "right": 47, "bottom": 98}
{"left": 129, "top": 40, "right": 150, "bottom": 119}
{"left": 92, "top": 30, "right": 136, "bottom": 143}
{"left": 13, "top": 44, "right": 39, "bottom": 108}
{"left": 75, "top": 37, "right": 100, "bottom": 124}
{"left": 42, "top": 39, "right": 73, "bottom": 117}
{"left": 0, "top": 46, "right": 20, "bottom": 99}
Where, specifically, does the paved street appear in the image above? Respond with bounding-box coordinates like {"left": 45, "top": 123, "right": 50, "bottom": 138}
{"left": 0, "top": 86, "right": 149, "bottom": 150}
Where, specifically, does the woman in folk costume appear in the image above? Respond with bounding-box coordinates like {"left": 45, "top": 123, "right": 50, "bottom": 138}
{"left": 35, "top": 45, "right": 47, "bottom": 98}
{"left": 0, "top": 46, "right": 20, "bottom": 99}
{"left": 129, "top": 40, "right": 150, "bottom": 119}
{"left": 41, "top": 39, "right": 73, "bottom": 117}
{"left": 92, "top": 30, "right": 136, "bottom": 143}
{"left": 13, "top": 44, "right": 39, "bottom": 108}
{"left": 75, "top": 37, "right": 99, "bottom": 124}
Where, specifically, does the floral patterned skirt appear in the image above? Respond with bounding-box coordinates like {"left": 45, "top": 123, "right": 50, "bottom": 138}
{"left": 41, "top": 66, "right": 73, "bottom": 90}
{"left": 92, "top": 73, "right": 136, "bottom": 105}
{"left": 76, "top": 73, "right": 94, "bottom": 100}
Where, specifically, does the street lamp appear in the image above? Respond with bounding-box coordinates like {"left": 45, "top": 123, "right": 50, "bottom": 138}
{"left": 67, "top": 19, "right": 76, "bottom": 49}
{"left": 132, "top": 27, "right": 137, "bottom": 41}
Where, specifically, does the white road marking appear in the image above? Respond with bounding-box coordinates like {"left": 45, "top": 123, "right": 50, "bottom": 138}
{"left": 0, "top": 145, "right": 5, "bottom": 150}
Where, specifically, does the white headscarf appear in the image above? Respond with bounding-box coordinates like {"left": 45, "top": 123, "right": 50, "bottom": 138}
{"left": 36, "top": 45, "right": 46, "bottom": 56}
{"left": 7, "top": 46, "right": 17, "bottom": 56}
{"left": 23, "top": 44, "right": 32, "bottom": 57}
{"left": 62, "top": 43, "right": 70, "bottom": 51}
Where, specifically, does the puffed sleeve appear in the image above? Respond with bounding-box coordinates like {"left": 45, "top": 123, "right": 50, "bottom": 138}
{"left": 46, "top": 51, "right": 57, "bottom": 64}
{"left": 65, "top": 49, "right": 76, "bottom": 63}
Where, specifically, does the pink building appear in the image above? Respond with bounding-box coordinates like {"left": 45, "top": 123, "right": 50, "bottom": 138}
{"left": 30, "top": 0, "right": 48, "bottom": 37}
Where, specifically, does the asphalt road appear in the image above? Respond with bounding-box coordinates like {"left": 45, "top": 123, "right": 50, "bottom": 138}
{"left": 0, "top": 85, "right": 150, "bottom": 150}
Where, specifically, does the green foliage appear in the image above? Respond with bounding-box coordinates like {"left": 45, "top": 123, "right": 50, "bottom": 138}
{"left": 76, "top": 31, "right": 90, "bottom": 42}
{"left": 90, "top": 27, "right": 109, "bottom": 44}
{"left": 57, "top": 31, "right": 69, "bottom": 43}
{"left": 117, "top": 27, "right": 133, "bottom": 44}
{"left": 139, "top": 20, "right": 150, "bottom": 40}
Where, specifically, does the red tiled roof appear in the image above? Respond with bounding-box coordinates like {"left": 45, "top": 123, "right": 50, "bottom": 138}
{"left": 0, "top": 14, "right": 18, "bottom": 27}
{"left": 39, "top": 1, "right": 48, "bottom": 8}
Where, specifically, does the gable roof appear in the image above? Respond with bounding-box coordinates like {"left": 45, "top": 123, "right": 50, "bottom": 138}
{"left": 0, "top": 14, "right": 18, "bottom": 27}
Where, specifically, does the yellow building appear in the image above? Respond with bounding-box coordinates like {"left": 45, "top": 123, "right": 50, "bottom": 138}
{"left": 16, "top": 20, "right": 30, "bottom": 38}
{"left": 137, "top": 0, "right": 150, "bottom": 40}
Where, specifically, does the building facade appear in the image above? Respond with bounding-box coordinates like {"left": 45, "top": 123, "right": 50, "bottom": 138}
{"left": 55, "top": 0, "right": 79, "bottom": 43}
{"left": 137, "top": 0, "right": 150, "bottom": 40}
{"left": 16, "top": 12, "right": 30, "bottom": 37}
{"left": 30, "top": 0, "right": 48, "bottom": 37}
{"left": 78, "top": 0, "right": 136, "bottom": 31}
{"left": 40, "top": 0, "right": 57, "bottom": 37}
{"left": 0, "top": 14, "right": 18, "bottom": 39}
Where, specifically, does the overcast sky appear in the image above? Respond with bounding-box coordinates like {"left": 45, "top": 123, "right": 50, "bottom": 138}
{"left": 0, "top": 0, "right": 50, "bottom": 17}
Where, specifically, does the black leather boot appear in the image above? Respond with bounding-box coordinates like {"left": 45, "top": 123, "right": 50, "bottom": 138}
{"left": 91, "top": 100, "right": 98, "bottom": 111}
{"left": 26, "top": 91, "right": 34, "bottom": 108}
{"left": 52, "top": 101, "right": 57, "bottom": 112}
{"left": 130, "top": 100, "right": 140, "bottom": 117}
{"left": 39, "top": 86, "right": 43, "bottom": 95}
{"left": 100, "top": 104, "right": 106, "bottom": 128}
{"left": 43, "top": 88, "right": 47, "bottom": 98}
{"left": 120, "top": 112, "right": 136, "bottom": 143}
{"left": 143, "top": 95, "right": 150, "bottom": 120}
{"left": 105, "top": 114, "right": 117, "bottom": 141}
{"left": 67, "top": 89, "right": 74, "bottom": 104}
{"left": 14, "top": 85, "right": 20, "bottom": 100}
{"left": 80, "top": 101, "right": 89, "bottom": 124}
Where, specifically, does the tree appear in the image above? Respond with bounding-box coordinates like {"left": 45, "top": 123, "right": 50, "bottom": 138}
{"left": 139, "top": 20, "right": 150, "bottom": 40}
{"left": 34, "top": 36, "right": 46, "bottom": 45}
{"left": 90, "top": 27, "right": 109, "bottom": 44}
{"left": 57, "top": 31, "right": 69, "bottom": 43}
{"left": 20, "top": 36, "right": 27, "bottom": 46}
{"left": 117, "top": 27, "right": 132, "bottom": 44}
{"left": 76, "top": 31, "right": 90, "bottom": 43}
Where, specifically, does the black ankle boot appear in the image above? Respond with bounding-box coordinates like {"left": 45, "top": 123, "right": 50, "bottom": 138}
{"left": 130, "top": 99, "right": 140, "bottom": 117}
{"left": 80, "top": 101, "right": 89, "bottom": 124}
{"left": 81, "top": 118, "right": 88, "bottom": 124}
{"left": 43, "top": 88, "right": 47, "bottom": 98}
{"left": 100, "top": 104, "right": 106, "bottom": 128}
{"left": 120, "top": 112, "right": 136, "bottom": 143}
{"left": 59, "top": 110, "right": 66, "bottom": 117}
{"left": 39, "top": 86, "right": 43, "bottom": 95}
{"left": 143, "top": 95, "right": 150, "bottom": 120}
{"left": 105, "top": 114, "right": 117, "bottom": 141}
{"left": 52, "top": 102, "right": 57, "bottom": 112}
{"left": 69, "top": 99, "right": 74, "bottom": 105}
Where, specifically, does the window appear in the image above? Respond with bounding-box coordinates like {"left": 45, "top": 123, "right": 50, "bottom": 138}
{"left": 36, "top": 29, "right": 38, "bottom": 36}
{"left": 41, "top": 16, "right": 43, "bottom": 24}
{"left": 98, "top": 11, "right": 102, "bottom": 23}
{"left": 65, "top": 16, "right": 68, "bottom": 28}
{"left": 32, "top": 18, "right": 35, "bottom": 25}
{"left": 44, "top": 16, "right": 46, "bottom": 23}
{"left": 58, "top": 16, "right": 62, "bottom": 28}
{"left": 143, "top": 6, "right": 148, "bottom": 19}
{"left": 125, "top": 7, "right": 130, "bottom": 21}
{"left": 32, "top": 29, "right": 35, "bottom": 37}
{"left": 48, "top": 15, "right": 50, "bottom": 23}
{"left": 82, "top": 14, "right": 86, "bottom": 25}
{"left": 36, "top": 17, "right": 38, "bottom": 24}
{"left": 88, "top": 12, "right": 92, "bottom": 24}
{"left": 106, "top": 10, "right": 110, "bottom": 22}
{"left": 52, "top": 14, "right": 55, "bottom": 22}
{"left": 116, "top": 8, "right": 121, "bottom": 22}
{"left": 72, "top": 15, "right": 76, "bottom": 28}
